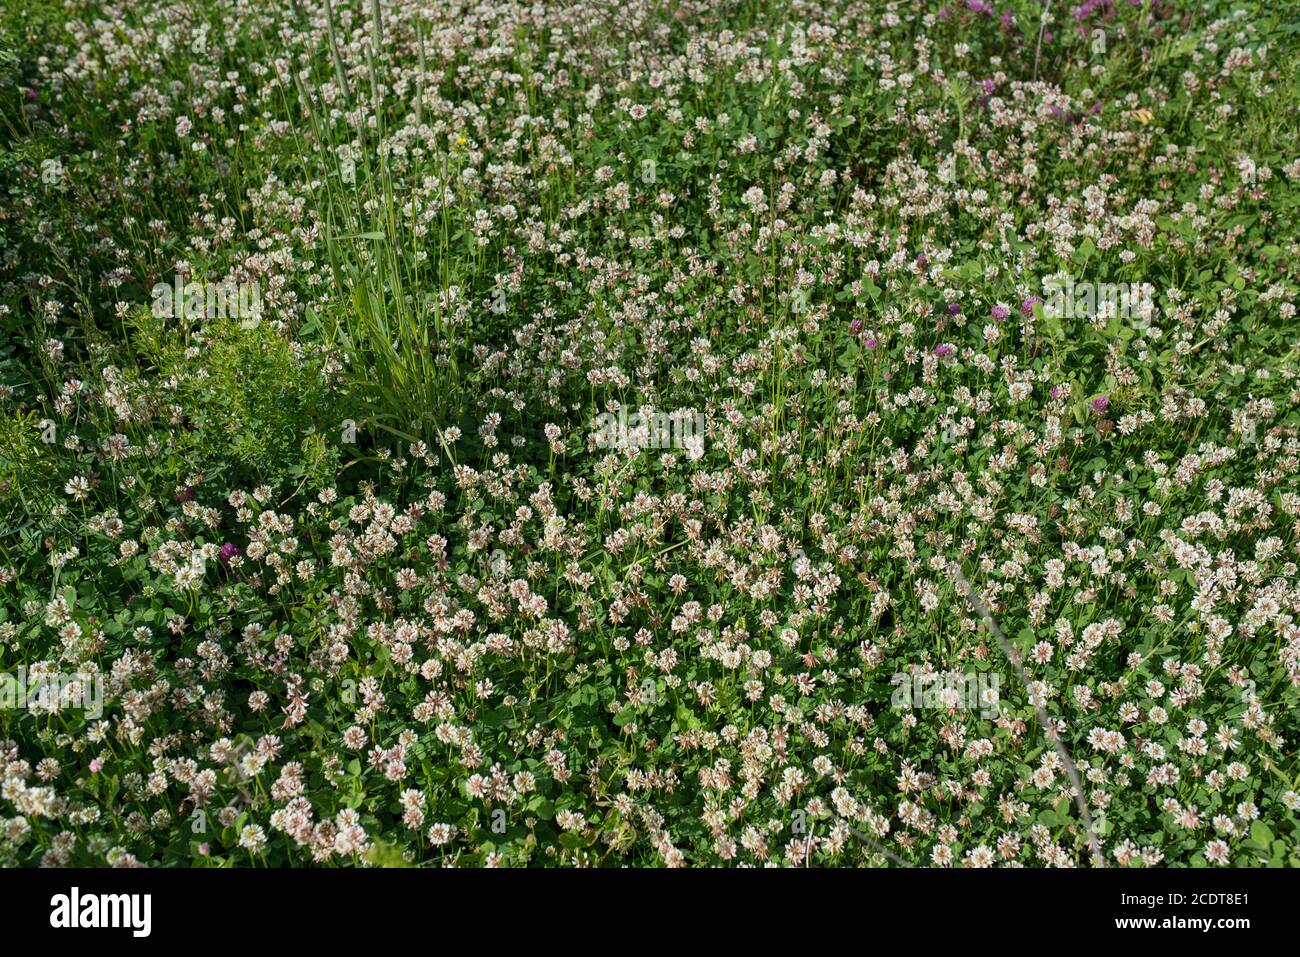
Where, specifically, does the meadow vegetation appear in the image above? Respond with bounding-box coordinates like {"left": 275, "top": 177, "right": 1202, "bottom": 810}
{"left": 0, "top": 0, "right": 1298, "bottom": 867}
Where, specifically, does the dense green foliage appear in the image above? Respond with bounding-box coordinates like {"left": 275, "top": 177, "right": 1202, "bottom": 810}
{"left": 0, "top": 0, "right": 1298, "bottom": 867}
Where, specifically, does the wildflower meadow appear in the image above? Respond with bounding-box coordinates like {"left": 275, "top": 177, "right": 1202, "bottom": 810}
{"left": 1, "top": 0, "right": 1298, "bottom": 875}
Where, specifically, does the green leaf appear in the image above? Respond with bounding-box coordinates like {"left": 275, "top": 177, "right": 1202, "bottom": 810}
{"left": 1248, "top": 820, "right": 1273, "bottom": 848}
